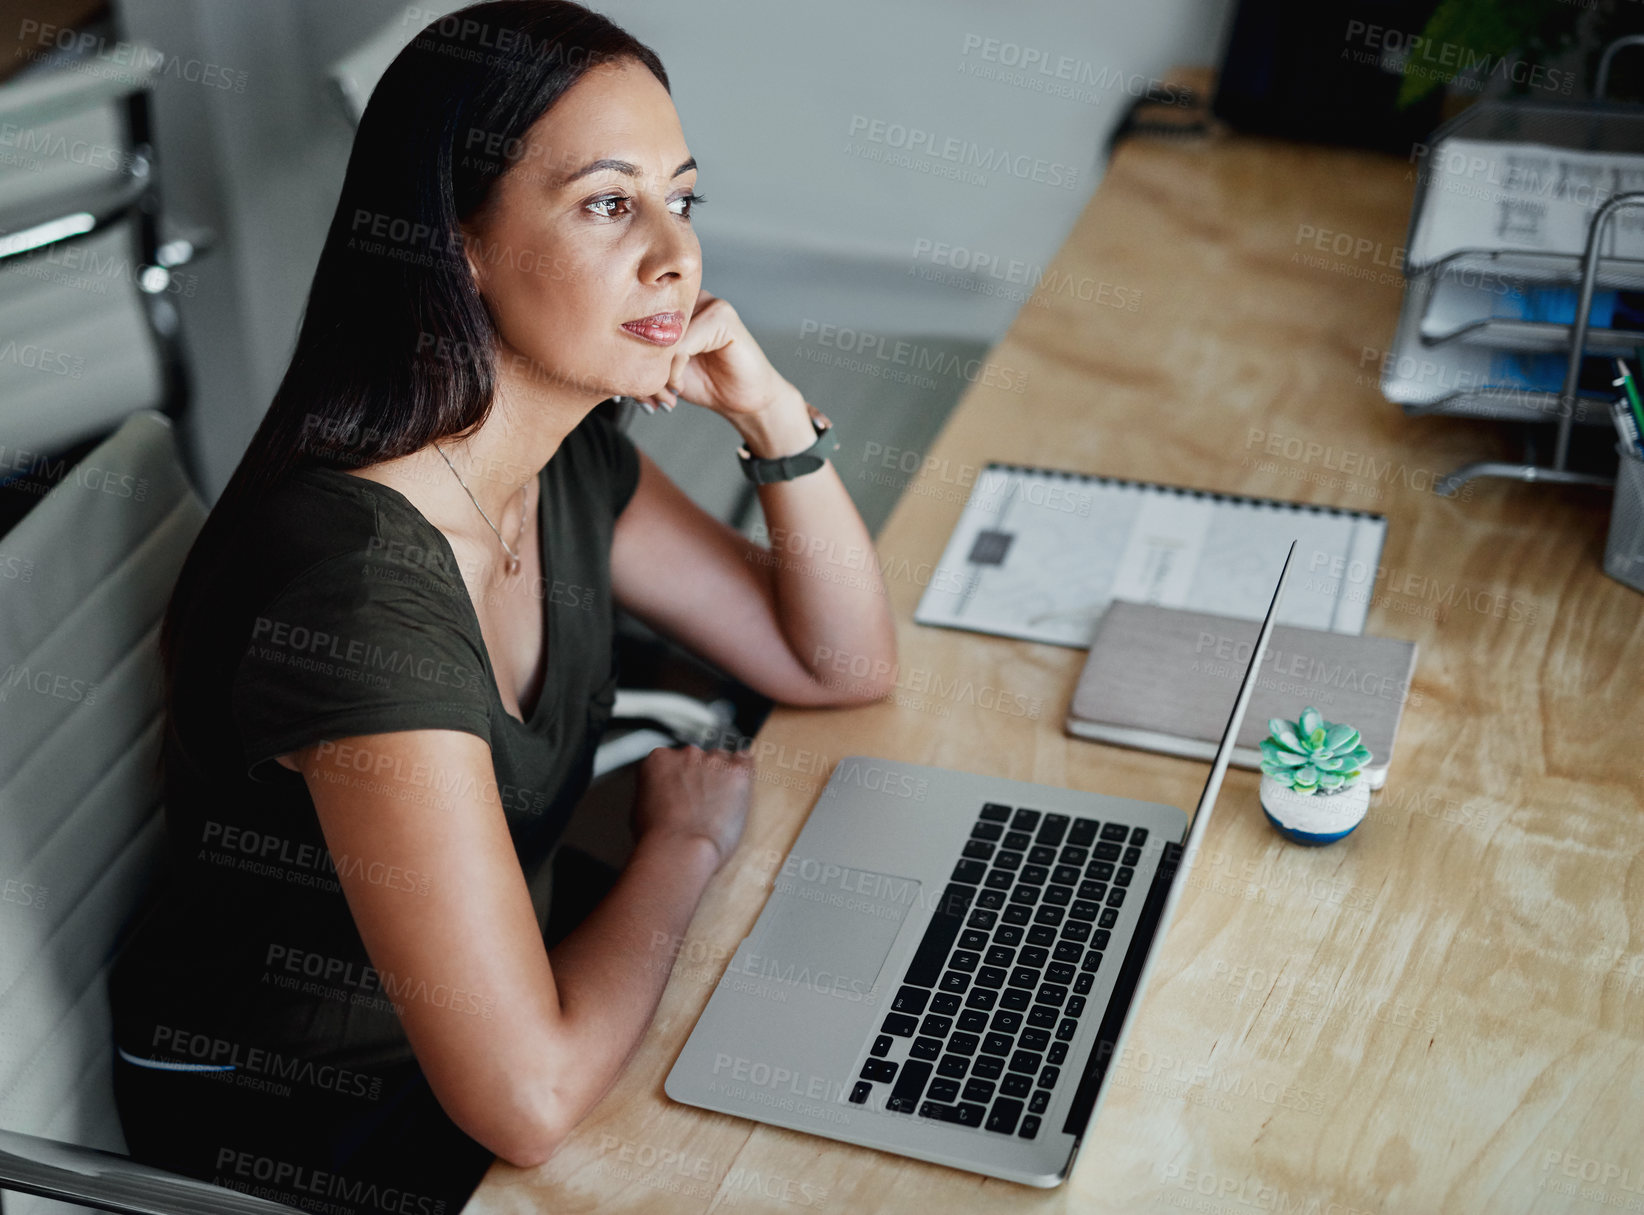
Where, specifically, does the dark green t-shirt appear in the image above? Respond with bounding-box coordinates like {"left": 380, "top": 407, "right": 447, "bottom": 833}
{"left": 110, "top": 407, "right": 640, "bottom": 1079}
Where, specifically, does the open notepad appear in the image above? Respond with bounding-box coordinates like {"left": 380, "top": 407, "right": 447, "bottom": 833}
{"left": 912, "top": 464, "right": 1388, "bottom": 647}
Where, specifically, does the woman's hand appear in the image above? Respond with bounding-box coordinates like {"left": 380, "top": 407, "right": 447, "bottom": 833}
{"left": 630, "top": 743, "right": 754, "bottom": 870}
{"left": 631, "top": 290, "right": 827, "bottom": 428}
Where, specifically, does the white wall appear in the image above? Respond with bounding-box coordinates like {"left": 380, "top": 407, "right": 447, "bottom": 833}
{"left": 115, "top": 0, "right": 1232, "bottom": 497}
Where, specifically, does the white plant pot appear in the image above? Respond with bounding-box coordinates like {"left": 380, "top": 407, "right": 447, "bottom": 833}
{"left": 1259, "top": 773, "right": 1370, "bottom": 845}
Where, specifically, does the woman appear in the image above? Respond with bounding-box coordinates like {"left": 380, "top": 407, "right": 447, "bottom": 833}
{"left": 107, "top": 4, "right": 896, "bottom": 1211}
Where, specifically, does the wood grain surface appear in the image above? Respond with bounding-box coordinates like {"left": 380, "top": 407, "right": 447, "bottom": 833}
{"left": 471, "top": 96, "right": 1644, "bottom": 1215}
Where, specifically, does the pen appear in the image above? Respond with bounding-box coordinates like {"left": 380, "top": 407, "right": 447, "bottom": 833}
{"left": 1610, "top": 394, "right": 1644, "bottom": 458}
{"left": 1614, "top": 358, "right": 1644, "bottom": 441}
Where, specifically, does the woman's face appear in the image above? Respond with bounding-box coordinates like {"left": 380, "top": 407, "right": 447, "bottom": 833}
{"left": 463, "top": 57, "right": 702, "bottom": 403}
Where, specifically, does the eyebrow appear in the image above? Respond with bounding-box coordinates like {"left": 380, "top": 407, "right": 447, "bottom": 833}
{"left": 559, "top": 156, "right": 697, "bottom": 186}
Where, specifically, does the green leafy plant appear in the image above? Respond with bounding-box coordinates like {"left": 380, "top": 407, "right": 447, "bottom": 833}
{"left": 1396, "top": 0, "right": 1633, "bottom": 109}
{"left": 1259, "top": 707, "right": 1372, "bottom": 795}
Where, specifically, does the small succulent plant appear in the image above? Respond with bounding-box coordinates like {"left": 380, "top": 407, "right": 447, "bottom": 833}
{"left": 1259, "top": 707, "right": 1372, "bottom": 795}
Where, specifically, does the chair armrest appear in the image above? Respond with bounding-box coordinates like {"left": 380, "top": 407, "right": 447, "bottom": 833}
{"left": 0, "top": 1127, "right": 301, "bottom": 1215}
{"left": 608, "top": 689, "right": 732, "bottom": 747}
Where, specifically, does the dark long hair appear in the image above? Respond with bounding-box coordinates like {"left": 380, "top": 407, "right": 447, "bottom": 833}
{"left": 157, "top": 0, "right": 668, "bottom": 766}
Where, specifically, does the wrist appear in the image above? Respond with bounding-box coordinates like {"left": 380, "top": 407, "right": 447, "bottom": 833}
{"left": 637, "top": 826, "right": 726, "bottom": 876}
{"left": 732, "top": 385, "right": 817, "bottom": 459}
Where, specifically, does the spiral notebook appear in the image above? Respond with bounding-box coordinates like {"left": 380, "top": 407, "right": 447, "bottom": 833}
{"left": 912, "top": 463, "right": 1388, "bottom": 647}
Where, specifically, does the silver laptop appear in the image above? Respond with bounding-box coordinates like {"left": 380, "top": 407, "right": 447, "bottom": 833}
{"left": 665, "top": 542, "right": 1297, "bottom": 1186}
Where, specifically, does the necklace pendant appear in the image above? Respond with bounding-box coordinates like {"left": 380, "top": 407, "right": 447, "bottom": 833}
{"left": 504, "top": 554, "right": 521, "bottom": 577}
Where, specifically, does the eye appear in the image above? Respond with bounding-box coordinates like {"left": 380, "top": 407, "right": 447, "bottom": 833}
{"left": 669, "top": 192, "right": 707, "bottom": 219}
{"left": 585, "top": 194, "right": 633, "bottom": 219}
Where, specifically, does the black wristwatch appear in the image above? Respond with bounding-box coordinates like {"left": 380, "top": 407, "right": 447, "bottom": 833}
{"left": 737, "top": 415, "right": 839, "bottom": 484}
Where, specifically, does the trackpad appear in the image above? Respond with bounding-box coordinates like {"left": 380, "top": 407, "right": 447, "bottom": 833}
{"left": 736, "top": 866, "right": 922, "bottom": 1000}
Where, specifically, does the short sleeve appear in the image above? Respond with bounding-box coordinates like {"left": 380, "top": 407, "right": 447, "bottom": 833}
{"left": 584, "top": 405, "right": 642, "bottom": 516}
{"left": 231, "top": 552, "right": 494, "bottom": 783}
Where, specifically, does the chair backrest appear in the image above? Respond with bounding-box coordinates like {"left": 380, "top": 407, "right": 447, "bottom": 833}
{"left": 0, "top": 412, "right": 205, "bottom": 1176}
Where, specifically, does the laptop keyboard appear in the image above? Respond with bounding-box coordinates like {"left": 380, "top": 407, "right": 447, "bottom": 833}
{"left": 846, "top": 802, "right": 1147, "bottom": 1140}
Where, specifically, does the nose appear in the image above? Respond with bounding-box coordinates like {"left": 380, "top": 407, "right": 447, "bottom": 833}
{"left": 638, "top": 200, "right": 700, "bottom": 287}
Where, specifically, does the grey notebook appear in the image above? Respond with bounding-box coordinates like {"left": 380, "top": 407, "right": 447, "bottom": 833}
{"left": 1065, "top": 601, "right": 1418, "bottom": 790}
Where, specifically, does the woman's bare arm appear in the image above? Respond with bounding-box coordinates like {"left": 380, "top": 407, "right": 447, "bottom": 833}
{"left": 286, "top": 730, "right": 750, "bottom": 1167}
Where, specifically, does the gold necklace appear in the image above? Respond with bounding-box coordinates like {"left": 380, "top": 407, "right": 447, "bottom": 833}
{"left": 432, "top": 442, "right": 527, "bottom": 576}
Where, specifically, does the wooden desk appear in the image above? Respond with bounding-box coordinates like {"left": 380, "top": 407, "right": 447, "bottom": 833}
{"left": 472, "top": 105, "right": 1644, "bottom": 1215}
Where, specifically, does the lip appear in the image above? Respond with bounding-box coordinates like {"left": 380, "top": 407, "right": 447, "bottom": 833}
{"left": 620, "top": 311, "right": 685, "bottom": 346}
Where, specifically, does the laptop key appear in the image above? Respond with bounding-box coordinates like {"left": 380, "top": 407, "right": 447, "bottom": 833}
{"left": 958, "top": 1009, "right": 989, "bottom": 1032}
{"left": 871, "top": 1034, "right": 894, "bottom": 1057}
{"left": 1021, "top": 864, "right": 1050, "bottom": 885}
{"left": 971, "top": 1055, "right": 1004, "bottom": 1079}
{"left": 1087, "top": 860, "right": 1115, "bottom": 881}
{"left": 860, "top": 1059, "right": 898, "bottom": 1083}
{"left": 968, "top": 908, "right": 997, "bottom": 930}
{"left": 850, "top": 1081, "right": 873, "bottom": 1105}
{"left": 1107, "top": 887, "right": 1126, "bottom": 908}
{"left": 984, "top": 869, "right": 1014, "bottom": 890}
{"left": 1078, "top": 881, "right": 1108, "bottom": 902}
{"left": 882, "top": 1013, "right": 918, "bottom": 1036}
{"left": 893, "top": 986, "right": 930, "bottom": 1015}
{"left": 939, "top": 971, "right": 970, "bottom": 994}
{"left": 963, "top": 1077, "right": 996, "bottom": 1103}
{"left": 1002, "top": 904, "right": 1031, "bottom": 925}
{"left": 963, "top": 839, "right": 995, "bottom": 861}
{"left": 1011, "top": 808, "right": 1040, "bottom": 832}
{"left": 1028, "top": 846, "right": 1059, "bottom": 866}
{"left": 1068, "top": 818, "right": 1098, "bottom": 847}
{"left": 1020, "top": 1028, "right": 1051, "bottom": 1051}
{"left": 960, "top": 930, "right": 989, "bottom": 951}
{"left": 1100, "top": 822, "right": 1129, "bottom": 841}
{"left": 1056, "top": 1018, "right": 1078, "bottom": 1041}
{"left": 936, "top": 1055, "right": 969, "bottom": 1079}
{"left": 910, "top": 1036, "right": 942, "bottom": 1060}
{"left": 1062, "top": 920, "right": 1092, "bottom": 943}
{"left": 1099, "top": 908, "right": 1119, "bottom": 929}
{"left": 970, "top": 821, "right": 1003, "bottom": 842}
{"left": 920, "top": 1101, "right": 984, "bottom": 1127}
{"left": 886, "top": 1060, "right": 931, "bottom": 1113}
{"left": 932, "top": 992, "right": 961, "bottom": 1015}
{"left": 953, "top": 860, "right": 986, "bottom": 884}
{"left": 994, "top": 924, "right": 1024, "bottom": 946}
{"left": 1036, "top": 814, "right": 1069, "bottom": 846}
{"left": 1018, "top": 945, "right": 1049, "bottom": 968}
{"left": 1029, "top": 1089, "right": 1050, "bottom": 1114}
{"left": 949, "top": 1032, "right": 981, "bottom": 1056}
{"left": 1060, "top": 845, "right": 1089, "bottom": 866}
{"left": 1008, "top": 967, "right": 1039, "bottom": 989}
{"left": 1122, "top": 846, "right": 1142, "bottom": 866}
{"left": 985, "top": 945, "right": 1014, "bottom": 967}
{"left": 1048, "top": 1043, "right": 1068, "bottom": 1065}
{"left": 1093, "top": 929, "right": 1111, "bottom": 949}
{"left": 1069, "top": 901, "right": 1100, "bottom": 921}
{"left": 1009, "top": 885, "right": 1040, "bottom": 906}
{"left": 927, "top": 1078, "right": 960, "bottom": 1103}
{"left": 1027, "top": 1005, "right": 1057, "bottom": 1029}
{"left": 1052, "top": 865, "right": 1082, "bottom": 885}
{"left": 986, "top": 1097, "right": 1024, "bottom": 1135}
{"left": 991, "top": 1009, "right": 1023, "bottom": 1033}
{"left": 1001, "top": 1073, "right": 1032, "bottom": 1098}
{"left": 1115, "top": 866, "right": 1133, "bottom": 887}
{"left": 1043, "top": 885, "right": 1073, "bottom": 907}
{"left": 1074, "top": 972, "right": 1095, "bottom": 994}
{"left": 1053, "top": 941, "right": 1082, "bottom": 963}
{"left": 978, "top": 889, "right": 1006, "bottom": 910}
{"left": 964, "top": 987, "right": 998, "bottom": 1011}
{"left": 1067, "top": 997, "right": 1086, "bottom": 1017}
{"left": 980, "top": 802, "right": 1013, "bottom": 822}
{"left": 975, "top": 966, "right": 1007, "bottom": 989}
{"left": 982, "top": 1032, "right": 1013, "bottom": 1056}
{"left": 993, "top": 849, "right": 1023, "bottom": 870}
{"left": 950, "top": 951, "right": 980, "bottom": 973}
{"left": 1047, "top": 963, "right": 1075, "bottom": 985}
{"left": 1038, "top": 1065, "right": 1060, "bottom": 1089}
{"left": 1003, "top": 830, "right": 1033, "bottom": 850}
{"left": 1008, "top": 1050, "right": 1042, "bottom": 1075}
{"left": 1036, "top": 984, "right": 1068, "bottom": 1007}
{"left": 1019, "top": 1115, "right": 1041, "bottom": 1139}
{"left": 956, "top": 1103, "right": 985, "bottom": 1127}
{"left": 919, "top": 1014, "right": 953, "bottom": 1038}
{"left": 1094, "top": 842, "right": 1122, "bottom": 861}
{"left": 1129, "top": 827, "right": 1149, "bottom": 845}
{"left": 1001, "top": 988, "right": 1031, "bottom": 1011}
{"left": 1033, "top": 905, "right": 1065, "bottom": 927}
{"left": 905, "top": 885, "right": 975, "bottom": 987}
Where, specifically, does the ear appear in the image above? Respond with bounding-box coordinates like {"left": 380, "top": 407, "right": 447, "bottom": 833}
{"left": 458, "top": 225, "right": 486, "bottom": 292}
